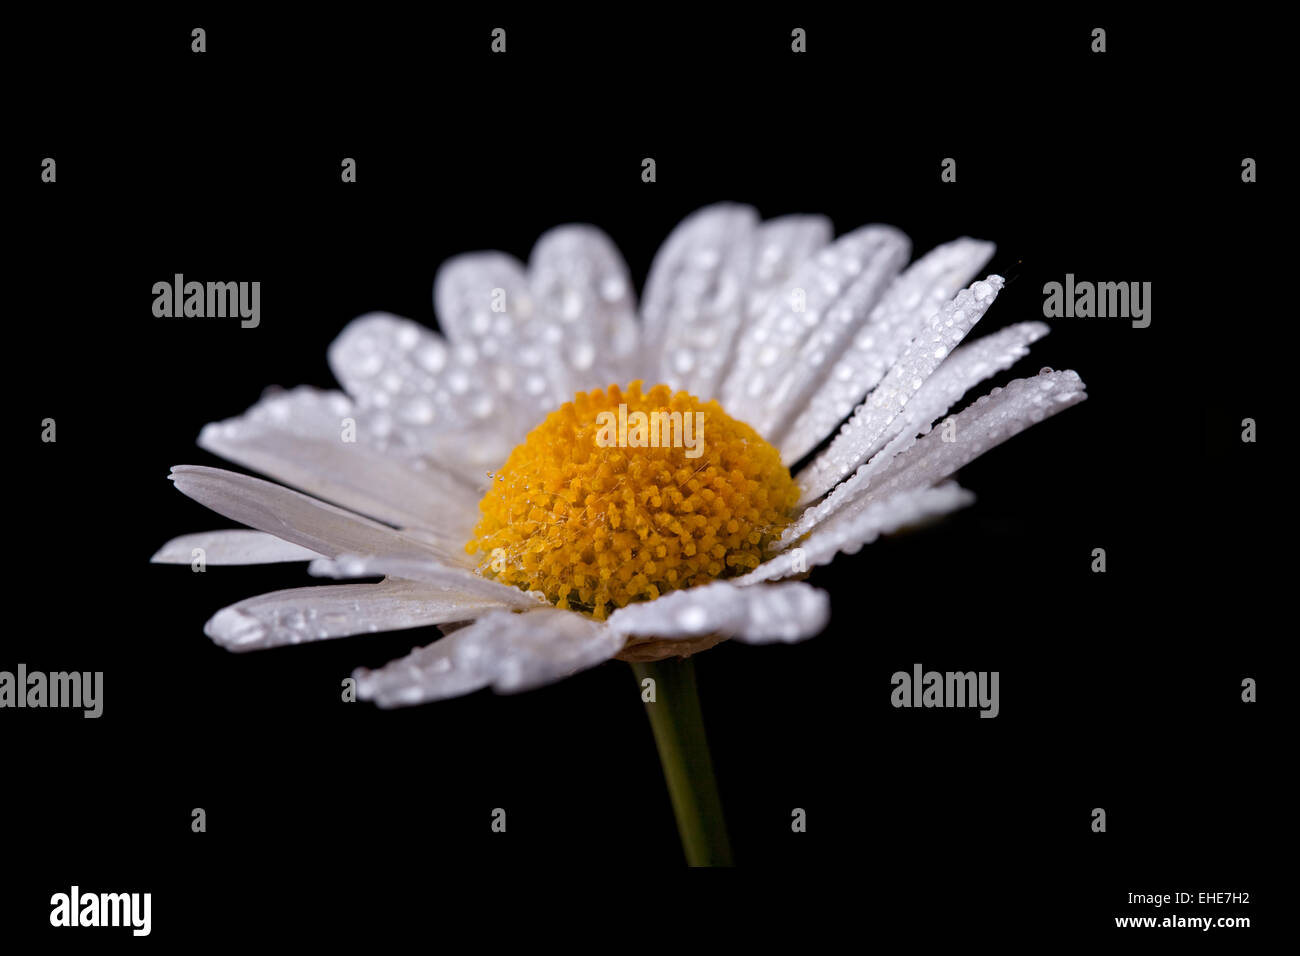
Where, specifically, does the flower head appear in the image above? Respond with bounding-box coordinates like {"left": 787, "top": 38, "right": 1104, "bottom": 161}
{"left": 154, "top": 203, "right": 1086, "bottom": 706}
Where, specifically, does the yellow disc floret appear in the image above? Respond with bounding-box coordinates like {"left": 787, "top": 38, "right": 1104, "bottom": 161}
{"left": 466, "top": 381, "right": 799, "bottom": 620}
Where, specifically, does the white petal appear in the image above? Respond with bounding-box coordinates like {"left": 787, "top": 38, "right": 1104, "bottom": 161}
{"left": 197, "top": 385, "right": 479, "bottom": 536}
{"left": 433, "top": 252, "right": 531, "bottom": 349}
{"left": 528, "top": 224, "right": 641, "bottom": 385}
{"left": 724, "top": 224, "right": 910, "bottom": 440}
{"left": 780, "top": 237, "right": 995, "bottom": 463}
{"left": 151, "top": 530, "right": 321, "bottom": 565}
{"left": 742, "top": 483, "right": 976, "bottom": 585}
{"left": 745, "top": 215, "right": 833, "bottom": 317}
{"left": 607, "top": 580, "right": 829, "bottom": 645}
{"left": 788, "top": 371, "right": 1087, "bottom": 544}
{"left": 204, "top": 579, "right": 502, "bottom": 652}
{"left": 434, "top": 254, "right": 575, "bottom": 401}
{"left": 327, "top": 312, "right": 532, "bottom": 477}
{"left": 781, "top": 322, "right": 1049, "bottom": 544}
{"left": 797, "top": 275, "right": 1005, "bottom": 504}
{"left": 168, "top": 465, "right": 435, "bottom": 560}
{"left": 308, "top": 553, "right": 544, "bottom": 610}
{"left": 854, "top": 369, "right": 1088, "bottom": 499}
{"left": 353, "top": 607, "right": 624, "bottom": 706}
{"left": 642, "top": 203, "right": 759, "bottom": 398}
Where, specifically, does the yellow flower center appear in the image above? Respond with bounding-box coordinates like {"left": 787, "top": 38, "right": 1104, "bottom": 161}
{"left": 466, "top": 381, "right": 799, "bottom": 620}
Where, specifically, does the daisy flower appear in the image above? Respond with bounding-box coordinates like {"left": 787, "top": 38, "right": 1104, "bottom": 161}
{"left": 154, "top": 203, "right": 1086, "bottom": 863}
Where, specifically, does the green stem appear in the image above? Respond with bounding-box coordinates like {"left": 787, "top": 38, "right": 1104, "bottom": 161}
{"left": 631, "top": 657, "right": 733, "bottom": 867}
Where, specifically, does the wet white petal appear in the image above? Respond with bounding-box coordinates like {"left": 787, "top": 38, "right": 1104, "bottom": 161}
{"left": 434, "top": 252, "right": 532, "bottom": 349}
{"left": 780, "top": 237, "right": 996, "bottom": 462}
{"left": 852, "top": 369, "right": 1088, "bottom": 500}
{"left": 197, "top": 385, "right": 479, "bottom": 534}
{"left": 787, "top": 371, "right": 1087, "bottom": 545}
{"left": 308, "top": 553, "right": 543, "bottom": 610}
{"left": 528, "top": 224, "right": 641, "bottom": 385}
{"left": 168, "top": 465, "right": 434, "bottom": 560}
{"left": 353, "top": 607, "right": 624, "bottom": 706}
{"left": 327, "top": 312, "right": 532, "bottom": 478}
{"left": 743, "top": 482, "right": 976, "bottom": 585}
{"left": 434, "top": 253, "right": 576, "bottom": 401}
{"left": 745, "top": 215, "right": 833, "bottom": 317}
{"left": 781, "top": 322, "right": 1050, "bottom": 543}
{"left": 151, "top": 529, "right": 321, "bottom": 565}
{"left": 607, "top": 579, "right": 829, "bottom": 645}
{"left": 724, "top": 224, "right": 910, "bottom": 439}
{"left": 205, "top": 580, "right": 501, "bottom": 652}
{"left": 642, "top": 203, "right": 759, "bottom": 398}
{"left": 797, "top": 275, "right": 1005, "bottom": 504}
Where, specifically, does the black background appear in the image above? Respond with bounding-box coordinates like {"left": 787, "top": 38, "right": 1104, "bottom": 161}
{"left": 8, "top": 9, "right": 1280, "bottom": 945}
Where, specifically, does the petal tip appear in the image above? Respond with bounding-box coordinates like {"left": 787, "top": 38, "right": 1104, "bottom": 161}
{"left": 204, "top": 606, "right": 266, "bottom": 652}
